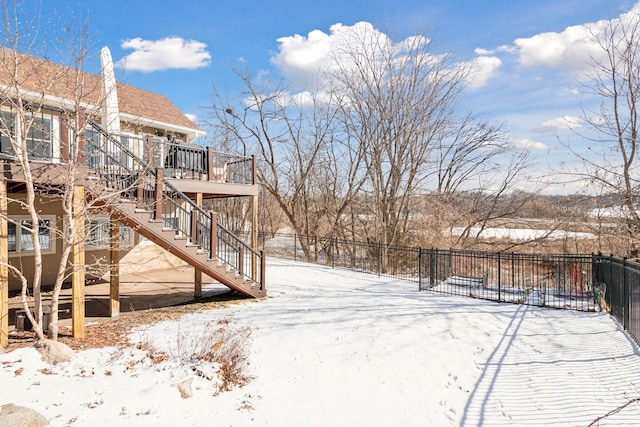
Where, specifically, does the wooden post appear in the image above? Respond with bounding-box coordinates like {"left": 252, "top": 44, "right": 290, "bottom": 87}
{"left": 190, "top": 211, "right": 198, "bottom": 244}
{"left": 251, "top": 194, "right": 258, "bottom": 278}
{"left": 109, "top": 219, "right": 120, "bottom": 317}
{"left": 238, "top": 246, "right": 245, "bottom": 277}
{"left": 207, "top": 147, "right": 214, "bottom": 182}
{"left": 146, "top": 135, "right": 155, "bottom": 167}
{"left": 72, "top": 185, "right": 86, "bottom": 339}
{"left": 0, "top": 181, "right": 8, "bottom": 347}
{"left": 194, "top": 192, "right": 203, "bottom": 298}
{"left": 154, "top": 167, "right": 164, "bottom": 221}
{"left": 210, "top": 212, "right": 218, "bottom": 262}
{"left": 252, "top": 155, "right": 256, "bottom": 185}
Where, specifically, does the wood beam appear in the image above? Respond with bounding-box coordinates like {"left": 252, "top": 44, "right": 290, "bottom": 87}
{"left": 72, "top": 185, "right": 85, "bottom": 339}
{"left": 0, "top": 180, "right": 7, "bottom": 347}
{"left": 109, "top": 218, "right": 120, "bottom": 317}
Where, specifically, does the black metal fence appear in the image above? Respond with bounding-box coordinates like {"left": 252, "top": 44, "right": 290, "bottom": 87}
{"left": 243, "top": 232, "right": 639, "bottom": 344}
{"left": 419, "top": 249, "right": 595, "bottom": 311}
{"left": 592, "top": 254, "right": 640, "bottom": 345}
{"left": 244, "top": 232, "right": 420, "bottom": 281}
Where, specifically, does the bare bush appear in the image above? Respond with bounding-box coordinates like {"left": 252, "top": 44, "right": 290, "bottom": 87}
{"left": 141, "top": 318, "right": 253, "bottom": 394}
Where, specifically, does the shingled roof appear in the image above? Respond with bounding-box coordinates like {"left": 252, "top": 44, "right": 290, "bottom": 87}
{"left": 0, "top": 48, "right": 201, "bottom": 133}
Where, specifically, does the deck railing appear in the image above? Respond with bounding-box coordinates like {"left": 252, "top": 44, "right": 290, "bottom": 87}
{"left": 151, "top": 139, "right": 254, "bottom": 185}
{"left": 84, "top": 122, "right": 264, "bottom": 289}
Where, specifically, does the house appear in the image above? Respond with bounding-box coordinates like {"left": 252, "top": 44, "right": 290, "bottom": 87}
{"left": 0, "top": 48, "right": 264, "bottom": 345}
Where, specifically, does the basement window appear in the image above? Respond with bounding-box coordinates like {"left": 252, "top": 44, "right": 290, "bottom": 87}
{"left": 85, "top": 218, "right": 133, "bottom": 248}
{"left": 8, "top": 216, "right": 55, "bottom": 255}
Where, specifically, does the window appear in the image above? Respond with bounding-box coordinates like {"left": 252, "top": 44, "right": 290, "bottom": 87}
{"left": 27, "top": 115, "right": 53, "bottom": 159}
{"left": 85, "top": 218, "right": 133, "bottom": 248}
{"left": 85, "top": 128, "right": 102, "bottom": 169}
{"left": 8, "top": 217, "right": 55, "bottom": 254}
{"left": 0, "top": 109, "right": 57, "bottom": 160}
{"left": 0, "top": 110, "right": 15, "bottom": 156}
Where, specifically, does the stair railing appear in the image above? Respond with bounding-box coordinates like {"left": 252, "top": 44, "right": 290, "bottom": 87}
{"left": 84, "top": 121, "right": 264, "bottom": 290}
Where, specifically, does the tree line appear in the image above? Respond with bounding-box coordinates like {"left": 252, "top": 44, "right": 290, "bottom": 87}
{"left": 205, "top": 25, "right": 532, "bottom": 259}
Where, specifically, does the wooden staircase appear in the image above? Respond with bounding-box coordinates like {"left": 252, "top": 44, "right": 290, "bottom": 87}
{"left": 85, "top": 121, "right": 266, "bottom": 298}
{"left": 94, "top": 197, "right": 265, "bottom": 298}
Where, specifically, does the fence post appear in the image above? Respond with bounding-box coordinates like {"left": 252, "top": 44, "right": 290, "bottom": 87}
{"left": 511, "top": 252, "right": 515, "bottom": 289}
{"left": 497, "top": 252, "right": 502, "bottom": 302}
{"left": 331, "top": 238, "right": 335, "bottom": 269}
{"left": 418, "top": 247, "right": 423, "bottom": 290}
{"left": 623, "top": 257, "right": 629, "bottom": 330}
{"left": 610, "top": 254, "right": 614, "bottom": 312}
{"left": 260, "top": 250, "right": 266, "bottom": 291}
{"left": 430, "top": 249, "right": 436, "bottom": 287}
{"left": 294, "top": 234, "right": 297, "bottom": 262}
{"left": 378, "top": 243, "right": 382, "bottom": 277}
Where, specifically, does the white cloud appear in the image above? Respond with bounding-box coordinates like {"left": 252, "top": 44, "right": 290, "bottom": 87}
{"left": 272, "top": 22, "right": 504, "bottom": 93}
{"left": 474, "top": 48, "right": 493, "bottom": 56}
{"left": 117, "top": 36, "right": 211, "bottom": 72}
{"left": 272, "top": 22, "right": 443, "bottom": 89}
{"left": 464, "top": 55, "right": 501, "bottom": 89}
{"left": 512, "top": 3, "right": 640, "bottom": 74}
{"left": 184, "top": 113, "right": 199, "bottom": 124}
{"left": 474, "top": 45, "right": 516, "bottom": 56}
{"left": 540, "top": 116, "right": 582, "bottom": 131}
{"left": 270, "top": 27, "right": 333, "bottom": 88}
{"left": 514, "top": 138, "right": 547, "bottom": 151}
{"left": 514, "top": 25, "right": 598, "bottom": 72}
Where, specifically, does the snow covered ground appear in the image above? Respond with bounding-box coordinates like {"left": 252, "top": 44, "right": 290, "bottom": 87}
{"left": 2, "top": 258, "right": 640, "bottom": 426}
{"left": 450, "top": 226, "right": 596, "bottom": 241}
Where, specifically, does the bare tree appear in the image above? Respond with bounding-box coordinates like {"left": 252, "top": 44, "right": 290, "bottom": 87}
{"left": 572, "top": 9, "right": 640, "bottom": 256}
{"left": 207, "top": 69, "right": 363, "bottom": 259}
{"left": 0, "top": 1, "right": 104, "bottom": 341}
{"left": 208, "top": 26, "right": 536, "bottom": 258}
{"left": 435, "top": 113, "right": 510, "bottom": 193}
{"left": 327, "top": 26, "right": 467, "bottom": 248}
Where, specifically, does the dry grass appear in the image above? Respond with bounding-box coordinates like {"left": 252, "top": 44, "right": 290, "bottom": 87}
{"left": 6, "top": 295, "right": 257, "bottom": 393}
{"left": 143, "top": 318, "right": 253, "bottom": 393}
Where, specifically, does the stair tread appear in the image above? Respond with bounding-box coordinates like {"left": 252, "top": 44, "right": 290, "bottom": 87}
{"left": 88, "top": 188, "right": 265, "bottom": 298}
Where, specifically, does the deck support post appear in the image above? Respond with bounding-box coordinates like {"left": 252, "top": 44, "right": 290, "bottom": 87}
{"left": 251, "top": 194, "right": 258, "bottom": 278}
{"left": 154, "top": 167, "right": 164, "bottom": 221}
{"left": 0, "top": 180, "right": 8, "bottom": 347}
{"left": 194, "top": 193, "right": 203, "bottom": 299}
{"left": 72, "top": 185, "right": 86, "bottom": 339}
{"left": 109, "top": 218, "right": 120, "bottom": 317}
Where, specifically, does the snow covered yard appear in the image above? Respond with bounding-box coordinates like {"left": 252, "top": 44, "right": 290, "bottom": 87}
{"left": 1, "top": 258, "right": 640, "bottom": 426}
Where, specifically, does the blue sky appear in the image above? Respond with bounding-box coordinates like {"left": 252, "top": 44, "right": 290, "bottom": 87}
{"left": 31, "top": 0, "right": 640, "bottom": 193}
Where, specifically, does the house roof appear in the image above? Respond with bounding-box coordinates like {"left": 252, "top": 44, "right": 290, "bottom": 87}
{"left": 0, "top": 48, "right": 202, "bottom": 136}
